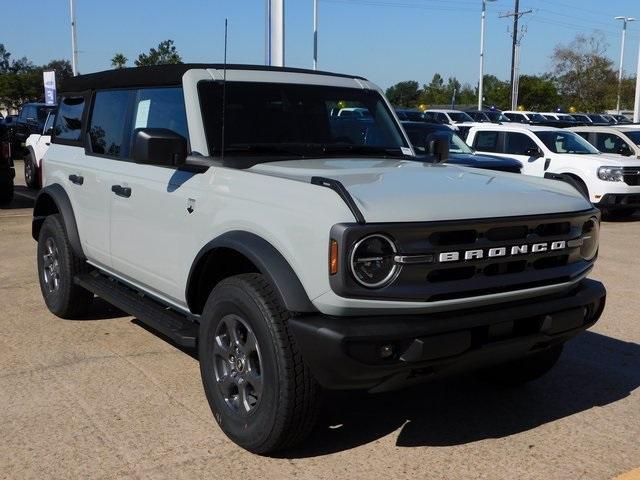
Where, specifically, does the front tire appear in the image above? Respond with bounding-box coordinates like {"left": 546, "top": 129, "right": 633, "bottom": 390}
{"left": 37, "top": 214, "right": 93, "bottom": 318}
{"left": 199, "top": 273, "right": 320, "bottom": 454}
{"left": 483, "top": 344, "right": 564, "bottom": 386}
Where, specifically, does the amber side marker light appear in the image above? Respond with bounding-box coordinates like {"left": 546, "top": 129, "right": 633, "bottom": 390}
{"left": 329, "top": 240, "right": 339, "bottom": 275}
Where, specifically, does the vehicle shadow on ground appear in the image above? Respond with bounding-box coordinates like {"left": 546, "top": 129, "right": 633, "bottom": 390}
{"left": 0, "top": 186, "right": 36, "bottom": 210}
{"left": 602, "top": 211, "right": 640, "bottom": 223}
{"left": 282, "top": 331, "right": 640, "bottom": 458}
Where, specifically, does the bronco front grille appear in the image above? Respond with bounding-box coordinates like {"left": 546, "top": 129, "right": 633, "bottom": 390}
{"left": 330, "top": 210, "right": 598, "bottom": 302}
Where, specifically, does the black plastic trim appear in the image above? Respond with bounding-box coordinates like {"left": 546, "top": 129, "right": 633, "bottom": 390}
{"left": 32, "top": 184, "right": 85, "bottom": 258}
{"left": 288, "top": 278, "right": 606, "bottom": 391}
{"left": 186, "top": 231, "right": 316, "bottom": 313}
{"left": 544, "top": 172, "right": 589, "bottom": 200}
{"left": 311, "top": 176, "right": 366, "bottom": 224}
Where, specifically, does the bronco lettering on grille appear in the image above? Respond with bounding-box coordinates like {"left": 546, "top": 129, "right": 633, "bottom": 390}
{"left": 438, "top": 241, "right": 566, "bottom": 263}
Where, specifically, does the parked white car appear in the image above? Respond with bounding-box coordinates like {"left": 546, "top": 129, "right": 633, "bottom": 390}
{"left": 503, "top": 110, "right": 549, "bottom": 124}
{"left": 540, "top": 112, "right": 578, "bottom": 122}
{"left": 423, "top": 109, "right": 474, "bottom": 125}
{"left": 24, "top": 111, "right": 55, "bottom": 189}
{"left": 568, "top": 125, "right": 640, "bottom": 159}
{"left": 466, "top": 124, "right": 640, "bottom": 217}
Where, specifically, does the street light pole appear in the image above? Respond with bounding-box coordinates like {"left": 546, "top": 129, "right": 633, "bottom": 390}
{"left": 615, "top": 16, "right": 635, "bottom": 113}
{"left": 478, "top": 0, "right": 496, "bottom": 111}
{"left": 313, "top": 0, "right": 318, "bottom": 70}
{"left": 633, "top": 42, "right": 640, "bottom": 123}
{"left": 266, "top": 0, "right": 285, "bottom": 67}
{"left": 69, "top": 0, "right": 78, "bottom": 76}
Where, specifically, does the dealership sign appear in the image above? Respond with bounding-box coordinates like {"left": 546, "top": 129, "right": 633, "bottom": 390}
{"left": 43, "top": 70, "right": 56, "bottom": 106}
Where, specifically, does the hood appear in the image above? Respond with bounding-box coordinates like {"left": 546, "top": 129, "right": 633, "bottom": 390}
{"left": 249, "top": 159, "right": 592, "bottom": 223}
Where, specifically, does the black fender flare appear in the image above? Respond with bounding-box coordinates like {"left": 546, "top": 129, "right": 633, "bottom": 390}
{"left": 543, "top": 172, "right": 590, "bottom": 201}
{"left": 32, "top": 183, "right": 85, "bottom": 258}
{"left": 186, "top": 231, "right": 316, "bottom": 314}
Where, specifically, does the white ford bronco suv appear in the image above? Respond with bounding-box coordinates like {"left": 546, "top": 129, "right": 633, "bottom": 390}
{"left": 33, "top": 64, "right": 606, "bottom": 454}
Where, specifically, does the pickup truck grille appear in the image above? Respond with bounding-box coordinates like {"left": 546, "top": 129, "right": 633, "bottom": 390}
{"left": 330, "top": 210, "right": 598, "bottom": 302}
{"left": 622, "top": 167, "right": 640, "bottom": 186}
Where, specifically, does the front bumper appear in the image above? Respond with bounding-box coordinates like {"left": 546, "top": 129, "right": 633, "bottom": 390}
{"left": 289, "top": 279, "right": 605, "bottom": 392}
{"left": 596, "top": 193, "right": 640, "bottom": 210}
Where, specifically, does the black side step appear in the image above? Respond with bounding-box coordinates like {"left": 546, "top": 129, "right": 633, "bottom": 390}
{"left": 75, "top": 271, "right": 198, "bottom": 348}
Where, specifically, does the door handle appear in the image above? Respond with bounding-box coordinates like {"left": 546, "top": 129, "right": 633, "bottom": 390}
{"left": 68, "top": 174, "right": 84, "bottom": 185}
{"left": 111, "top": 185, "right": 132, "bottom": 198}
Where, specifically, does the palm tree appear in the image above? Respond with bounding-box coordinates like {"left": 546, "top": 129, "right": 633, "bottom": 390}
{"left": 111, "top": 53, "right": 127, "bottom": 69}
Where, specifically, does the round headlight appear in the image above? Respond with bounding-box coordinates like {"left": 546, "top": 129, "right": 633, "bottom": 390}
{"left": 350, "top": 234, "right": 399, "bottom": 288}
{"left": 580, "top": 217, "right": 599, "bottom": 260}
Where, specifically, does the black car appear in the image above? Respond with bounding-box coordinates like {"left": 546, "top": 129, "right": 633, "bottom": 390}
{"left": 395, "top": 109, "right": 425, "bottom": 122}
{"left": 465, "top": 110, "right": 493, "bottom": 123}
{"left": 401, "top": 121, "right": 522, "bottom": 173}
{"left": 0, "top": 123, "right": 15, "bottom": 205}
{"left": 11, "top": 103, "right": 56, "bottom": 157}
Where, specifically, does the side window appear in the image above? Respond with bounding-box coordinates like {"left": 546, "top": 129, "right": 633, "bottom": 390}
{"left": 88, "top": 90, "right": 133, "bottom": 158}
{"left": 594, "top": 133, "right": 625, "bottom": 154}
{"left": 505, "top": 113, "right": 524, "bottom": 123}
{"left": 436, "top": 113, "right": 448, "bottom": 124}
{"left": 53, "top": 96, "right": 85, "bottom": 142}
{"left": 474, "top": 131, "right": 500, "bottom": 152}
{"left": 505, "top": 132, "right": 538, "bottom": 155}
{"left": 423, "top": 112, "right": 436, "bottom": 122}
{"left": 131, "top": 87, "right": 189, "bottom": 143}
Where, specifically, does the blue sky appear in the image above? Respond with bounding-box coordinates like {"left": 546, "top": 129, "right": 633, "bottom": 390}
{"left": 2, "top": 0, "right": 640, "bottom": 89}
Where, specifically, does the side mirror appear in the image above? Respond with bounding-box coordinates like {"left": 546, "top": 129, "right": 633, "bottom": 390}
{"left": 426, "top": 133, "right": 450, "bottom": 163}
{"left": 132, "top": 128, "right": 187, "bottom": 167}
{"left": 524, "top": 147, "right": 543, "bottom": 158}
{"left": 619, "top": 145, "right": 633, "bottom": 157}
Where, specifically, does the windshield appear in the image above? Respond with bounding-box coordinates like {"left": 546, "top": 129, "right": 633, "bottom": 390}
{"left": 528, "top": 113, "right": 547, "bottom": 122}
{"left": 448, "top": 112, "right": 474, "bottom": 123}
{"left": 448, "top": 132, "right": 474, "bottom": 153}
{"left": 486, "top": 111, "right": 509, "bottom": 123}
{"left": 588, "top": 114, "right": 608, "bottom": 123}
{"left": 404, "top": 125, "right": 473, "bottom": 154}
{"left": 534, "top": 131, "right": 600, "bottom": 154}
{"left": 198, "top": 82, "right": 409, "bottom": 162}
{"left": 622, "top": 131, "right": 640, "bottom": 146}
{"left": 573, "top": 114, "right": 590, "bottom": 122}
{"left": 43, "top": 113, "right": 55, "bottom": 133}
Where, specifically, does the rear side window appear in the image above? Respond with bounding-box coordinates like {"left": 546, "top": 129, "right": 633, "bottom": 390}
{"left": 53, "top": 96, "right": 85, "bottom": 142}
{"left": 131, "top": 87, "right": 188, "bottom": 141}
{"left": 88, "top": 90, "right": 132, "bottom": 157}
{"left": 504, "top": 132, "right": 538, "bottom": 155}
{"left": 474, "top": 131, "right": 500, "bottom": 152}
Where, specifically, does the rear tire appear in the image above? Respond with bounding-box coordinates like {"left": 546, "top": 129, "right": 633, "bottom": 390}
{"left": 483, "top": 344, "right": 564, "bottom": 386}
{"left": 199, "top": 273, "right": 320, "bottom": 454}
{"left": 37, "top": 214, "right": 93, "bottom": 318}
{"left": 24, "top": 153, "right": 37, "bottom": 189}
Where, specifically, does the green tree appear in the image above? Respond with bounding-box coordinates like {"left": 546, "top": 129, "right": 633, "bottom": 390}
{"left": 482, "top": 74, "right": 510, "bottom": 109}
{"left": 552, "top": 33, "right": 617, "bottom": 112}
{"left": 0, "top": 44, "right": 10, "bottom": 73}
{"left": 135, "top": 40, "right": 182, "bottom": 66}
{"left": 111, "top": 53, "right": 128, "bottom": 69}
{"left": 517, "top": 74, "right": 560, "bottom": 111}
{"left": 385, "top": 80, "right": 421, "bottom": 107}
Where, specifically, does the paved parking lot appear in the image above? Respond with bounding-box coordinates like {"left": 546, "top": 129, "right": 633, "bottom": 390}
{"left": 1, "top": 161, "right": 639, "bottom": 480}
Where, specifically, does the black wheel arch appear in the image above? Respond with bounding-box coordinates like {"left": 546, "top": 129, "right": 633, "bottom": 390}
{"left": 32, "top": 184, "right": 85, "bottom": 259}
{"left": 186, "top": 231, "right": 316, "bottom": 315}
{"left": 544, "top": 172, "right": 590, "bottom": 200}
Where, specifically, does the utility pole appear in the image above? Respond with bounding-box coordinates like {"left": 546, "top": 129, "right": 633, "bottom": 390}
{"left": 266, "top": 0, "right": 285, "bottom": 66}
{"left": 500, "top": 1, "right": 532, "bottom": 110}
{"left": 69, "top": 0, "right": 78, "bottom": 76}
{"left": 313, "top": 0, "right": 318, "bottom": 69}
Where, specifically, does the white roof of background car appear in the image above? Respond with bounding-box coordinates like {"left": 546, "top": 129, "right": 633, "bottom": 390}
{"left": 502, "top": 110, "right": 540, "bottom": 115}
{"left": 614, "top": 125, "right": 640, "bottom": 131}
{"left": 470, "top": 123, "right": 562, "bottom": 133}
{"left": 567, "top": 125, "right": 621, "bottom": 133}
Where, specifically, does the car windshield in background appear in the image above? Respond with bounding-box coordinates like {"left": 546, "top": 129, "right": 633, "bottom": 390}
{"left": 401, "top": 111, "right": 424, "bottom": 121}
{"left": 623, "top": 131, "right": 640, "bottom": 146}
{"left": 529, "top": 113, "right": 547, "bottom": 122}
{"left": 449, "top": 112, "right": 474, "bottom": 123}
{"left": 588, "top": 115, "right": 608, "bottom": 123}
{"left": 535, "top": 131, "right": 600, "bottom": 154}
{"left": 198, "top": 82, "right": 409, "bottom": 161}
{"left": 486, "top": 111, "right": 509, "bottom": 122}
{"left": 448, "top": 132, "right": 474, "bottom": 154}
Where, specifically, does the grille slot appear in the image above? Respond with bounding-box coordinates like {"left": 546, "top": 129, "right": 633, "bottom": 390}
{"left": 533, "top": 255, "right": 569, "bottom": 270}
{"left": 535, "top": 222, "right": 570, "bottom": 237}
{"left": 428, "top": 266, "right": 476, "bottom": 282}
{"left": 484, "top": 260, "right": 527, "bottom": 276}
{"left": 485, "top": 226, "right": 528, "bottom": 241}
{"left": 623, "top": 168, "right": 640, "bottom": 186}
{"left": 429, "top": 229, "right": 477, "bottom": 246}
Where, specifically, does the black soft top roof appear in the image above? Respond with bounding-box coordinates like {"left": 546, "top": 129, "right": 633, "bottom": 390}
{"left": 61, "top": 63, "right": 367, "bottom": 93}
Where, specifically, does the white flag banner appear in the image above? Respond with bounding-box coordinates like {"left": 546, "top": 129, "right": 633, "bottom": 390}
{"left": 43, "top": 70, "right": 56, "bottom": 106}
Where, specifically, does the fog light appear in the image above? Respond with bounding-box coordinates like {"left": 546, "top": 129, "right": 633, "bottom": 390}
{"left": 380, "top": 344, "right": 394, "bottom": 358}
